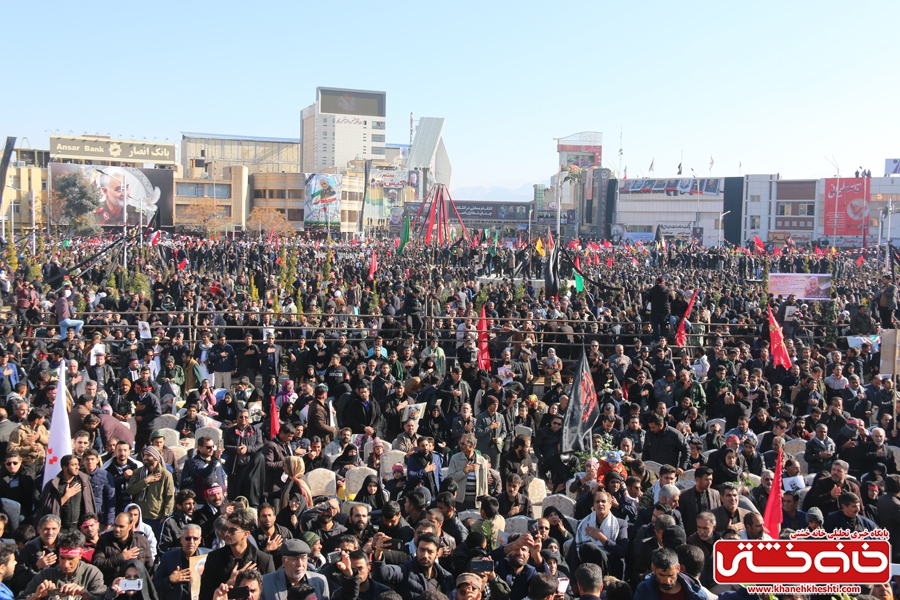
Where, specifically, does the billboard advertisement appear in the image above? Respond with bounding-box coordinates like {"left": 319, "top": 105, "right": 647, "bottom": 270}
{"left": 767, "top": 273, "right": 832, "bottom": 300}
{"left": 557, "top": 143, "right": 602, "bottom": 168}
{"left": 49, "top": 136, "right": 176, "bottom": 165}
{"left": 886, "top": 159, "right": 900, "bottom": 176}
{"left": 619, "top": 178, "right": 723, "bottom": 197}
{"left": 49, "top": 164, "right": 174, "bottom": 227}
{"left": 824, "top": 177, "right": 870, "bottom": 237}
{"left": 405, "top": 202, "right": 535, "bottom": 222}
{"left": 304, "top": 173, "right": 342, "bottom": 228}
{"left": 318, "top": 88, "right": 386, "bottom": 117}
{"left": 363, "top": 169, "right": 419, "bottom": 223}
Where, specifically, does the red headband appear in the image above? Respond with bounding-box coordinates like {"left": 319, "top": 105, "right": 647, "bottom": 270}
{"left": 79, "top": 519, "right": 98, "bottom": 529}
{"left": 59, "top": 547, "right": 83, "bottom": 558}
{"left": 205, "top": 485, "right": 223, "bottom": 496}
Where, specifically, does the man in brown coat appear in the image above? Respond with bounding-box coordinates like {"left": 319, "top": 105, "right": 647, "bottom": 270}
{"left": 92, "top": 511, "right": 154, "bottom": 585}
{"left": 38, "top": 454, "right": 97, "bottom": 531}
{"left": 306, "top": 385, "right": 336, "bottom": 443}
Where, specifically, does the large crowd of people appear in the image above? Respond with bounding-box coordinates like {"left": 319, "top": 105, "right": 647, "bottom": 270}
{"left": 0, "top": 231, "right": 896, "bottom": 600}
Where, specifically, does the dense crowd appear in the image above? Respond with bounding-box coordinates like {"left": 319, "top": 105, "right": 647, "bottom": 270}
{"left": 0, "top": 232, "right": 896, "bottom": 600}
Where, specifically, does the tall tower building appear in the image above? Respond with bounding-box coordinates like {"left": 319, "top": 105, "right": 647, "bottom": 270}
{"left": 301, "top": 87, "right": 387, "bottom": 173}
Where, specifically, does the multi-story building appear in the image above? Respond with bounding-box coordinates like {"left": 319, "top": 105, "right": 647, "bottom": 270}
{"left": 301, "top": 87, "right": 387, "bottom": 173}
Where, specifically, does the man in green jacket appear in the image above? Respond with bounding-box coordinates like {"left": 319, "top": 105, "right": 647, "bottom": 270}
{"left": 126, "top": 446, "right": 175, "bottom": 534}
{"left": 673, "top": 370, "right": 706, "bottom": 412}
{"left": 157, "top": 355, "right": 186, "bottom": 399}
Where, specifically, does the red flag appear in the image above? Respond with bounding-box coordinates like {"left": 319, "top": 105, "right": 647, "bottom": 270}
{"left": 575, "top": 256, "right": 581, "bottom": 270}
{"left": 567, "top": 240, "right": 579, "bottom": 250}
{"left": 814, "top": 246, "right": 824, "bottom": 257}
{"left": 763, "top": 446, "right": 784, "bottom": 536}
{"left": 606, "top": 257, "right": 613, "bottom": 268}
{"left": 773, "top": 246, "right": 782, "bottom": 257}
{"left": 368, "top": 252, "right": 377, "bottom": 280}
{"left": 149, "top": 231, "right": 161, "bottom": 246}
{"left": 603, "top": 239, "right": 612, "bottom": 250}
{"left": 275, "top": 256, "right": 281, "bottom": 266}
{"left": 269, "top": 397, "right": 280, "bottom": 440}
{"left": 675, "top": 289, "right": 699, "bottom": 347}
{"left": 394, "top": 237, "right": 401, "bottom": 249}
{"left": 753, "top": 235, "right": 765, "bottom": 254}
{"left": 178, "top": 258, "right": 187, "bottom": 270}
{"left": 477, "top": 306, "right": 491, "bottom": 371}
{"left": 547, "top": 230, "right": 554, "bottom": 249}
{"left": 767, "top": 305, "right": 792, "bottom": 369}
{"left": 857, "top": 254, "right": 865, "bottom": 267}
{"left": 267, "top": 227, "right": 275, "bottom": 244}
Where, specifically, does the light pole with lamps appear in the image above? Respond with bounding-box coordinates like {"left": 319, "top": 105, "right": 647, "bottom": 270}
{"left": 718, "top": 210, "right": 731, "bottom": 246}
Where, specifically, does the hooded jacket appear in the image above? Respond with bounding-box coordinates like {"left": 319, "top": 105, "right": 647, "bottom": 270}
{"left": 127, "top": 457, "right": 175, "bottom": 520}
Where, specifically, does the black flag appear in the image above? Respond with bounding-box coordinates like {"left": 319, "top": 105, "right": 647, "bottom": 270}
{"left": 561, "top": 349, "right": 601, "bottom": 453}
{"left": 544, "top": 242, "right": 560, "bottom": 298}
{"left": 677, "top": 162, "right": 682, "bottom": 175}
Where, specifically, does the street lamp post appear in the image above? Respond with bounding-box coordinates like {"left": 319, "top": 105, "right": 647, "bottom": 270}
{"left": 528, "top": 209, "right": 533, "bottom": 244}
{"left": 718, "top": 210, "right": 731, "bottom": 246}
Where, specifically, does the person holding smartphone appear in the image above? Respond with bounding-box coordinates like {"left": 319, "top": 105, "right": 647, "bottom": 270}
{"left": 107, "top": 560, "right": 155, "bottom": 600}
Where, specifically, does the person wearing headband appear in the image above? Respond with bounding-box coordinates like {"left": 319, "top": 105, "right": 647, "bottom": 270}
{"left": 20, "top": 530, "right": 107, "bottom": 600}
{"left": 93, "top": 513, "right": 153, "bottom": 587}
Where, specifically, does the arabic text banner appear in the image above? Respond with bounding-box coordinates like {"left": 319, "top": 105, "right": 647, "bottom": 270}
{"left": 304, "top": 173, "right": 342, "bottom": 228}
{"left": 49, "top": 163, "right": 173, "bottom": 228}
{"left": 767, "top": 273, "right": 832, "bottom": 300}
{"left": 824, "top": 177, "right": 870, "bottom": 237}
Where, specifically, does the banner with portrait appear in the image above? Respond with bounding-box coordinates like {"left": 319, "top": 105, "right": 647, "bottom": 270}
{"left": 49, "top": 163, "right": 174, "bottom": 227}
{"left": 824, "top": 178, "right": 870, "bottom": 237}
{"left": 767, "top": 273, "right": 832, "bottom": 300}
{"left": 304, "top": 173, "right": 342, "bottom": 228}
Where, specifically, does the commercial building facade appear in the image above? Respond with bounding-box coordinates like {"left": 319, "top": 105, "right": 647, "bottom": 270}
{"left": 301, "top": 87, "right": 387, "bottom": 173}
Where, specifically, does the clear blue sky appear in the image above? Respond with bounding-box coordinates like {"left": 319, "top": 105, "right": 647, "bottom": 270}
{"left": 3, "top": 1, "right": 896, "bottom": 189}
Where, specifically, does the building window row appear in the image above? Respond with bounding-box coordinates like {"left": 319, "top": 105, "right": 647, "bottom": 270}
{"left": 176, "top": 183, "right": 232, "bottom": 198}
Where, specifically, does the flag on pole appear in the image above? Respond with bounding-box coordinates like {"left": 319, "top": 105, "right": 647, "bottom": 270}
{"left": 814, "top": 246, "right": 824, "bottom": 258}
{"left": 675, "top": 289, "right": 699, "bottom": 347}
{"left": 753, "top": 235, "right": 765, "bottom": 254}
{"left": 623, "top": 166, "right": 627, "bottom": 180}
{"left": 368, "top": 252, "right": 377, "bottom": 280}
{"left": 709, "top": 156, "right": 715, "bottom": 170}
{"left": 677, "top": 162, "right": 683, "bottom": 175}
{"left": 269, "top": 397, "right": 280, "bottom": 440}
{"left": 762, "top": 446, "right": 784, "bottom": 537}
{"left": 44, "top": 361, "right": 72, "bottom": 483}
{"left": 544, "top": 242, "right": 560, "bottom": 299}
{"left": 857, "top": 254, "right": 865, "bottom": 267}
{"left": 267, "top": 227, "right": 275, "bottom": 244}
{"left": 547, "top": 230, "right": 554, "bottom": 250}
{"left": 398, "top": 214, "right": 411, "bottom": 254}
{"left": 768, "top": 305, "right": 793, "bottom": 369}
{"left": 606, "top": 257, "right": 613, "bottom": 268}
{"left": 149, "top": 231, "right": 161, "bottom": 246}
{"left": 178, "top": 258, "right": 188, "bottom": 270}
{"left": 648, "top": 158, "right": 655, "bottom": 172}
{"left": 535, "top": 238, "right": 545, "bottom": 257}
{"left": 561, "top": 349, "right": 601, "bottom": 452}
{"left": 477, "top": 306, "right": 491, "bottom": 371}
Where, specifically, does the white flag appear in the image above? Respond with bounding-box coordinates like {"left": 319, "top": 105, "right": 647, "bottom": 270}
{"left": 44, "top": 361, "right": 72, "bottom": 483}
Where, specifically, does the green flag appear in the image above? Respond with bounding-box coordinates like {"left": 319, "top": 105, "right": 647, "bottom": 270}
{"left": 398, "top": 214, "right": 411, "bottom": 254}
{"left": 493, "top": 229, "right": 499, "bottom": 246}
{"left": 575, "top": 273, "right": 584, "bottom": 292}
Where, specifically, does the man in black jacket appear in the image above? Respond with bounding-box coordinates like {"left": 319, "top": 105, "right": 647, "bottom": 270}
{"left": 647, "top": 277, "right": 672, "bottom": 342}
{"left": 642, "top": 412, "right": 689, "bottom": 473}
{"left": 344, "top": 382, "right": 381, "bottom": 437}
{"left": 499, "top": 435, "right": 534, "bottom": 488}
{"left": 534, "top": 417, "right": 566, "bottom": 490}
{"left": 198, "top": 510, "right": 275, "bottom": 600}
{"left": 222, "top": 410, "right": 264, "bottom": 480}
{"left": 263, "top": 424, "right": 296, "bottom": 511}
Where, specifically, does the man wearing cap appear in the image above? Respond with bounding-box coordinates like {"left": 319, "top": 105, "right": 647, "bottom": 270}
{"left": 260, "top": 539, "right": 327, "bottom": 600}
{"left": 154, "top": 524, "right": 210, "bottom": 600}
{"left": 19, "top": 530, "right": 106, "bottom": 600}
{"left": 199, "top": 510, "right": 275, "bottom": 600}
{"left": 127, "top": 445, "right": 175, "bottom": 534}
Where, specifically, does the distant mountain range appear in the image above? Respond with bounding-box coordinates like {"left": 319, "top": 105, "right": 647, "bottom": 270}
{"left": 451, "top": 182, "right": 543, "bottom": 202}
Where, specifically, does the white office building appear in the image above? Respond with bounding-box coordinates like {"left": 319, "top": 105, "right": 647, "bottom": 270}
{"left": 301, "top": 87, "right": 387, "bottom": 173}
